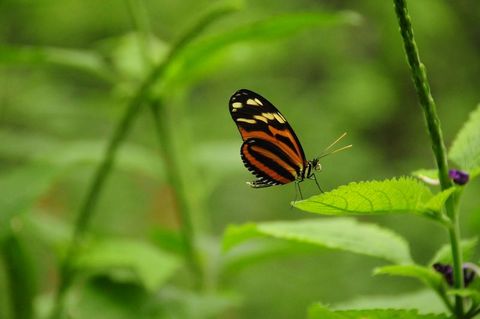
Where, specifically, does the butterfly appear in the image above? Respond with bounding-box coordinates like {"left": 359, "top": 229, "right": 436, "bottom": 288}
{"left": 229, "top": 89, "right": 351, "bottom": 197}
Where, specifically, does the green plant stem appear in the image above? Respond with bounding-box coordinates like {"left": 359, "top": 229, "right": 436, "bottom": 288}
{"left": 52, "top": 61, "right": 162, "bottom": 319}
{"left": 2, "top": 231, "right": 36, "bottom": 319}
{"left": 125, "top": 0, "right": 203, "bottom": 288}
{"left": 392, "top": 0, "right": 464, "bottom": 317}
{"left": 125, "top": 0, "right": 153, "bottom": 66}
{"left": 149, "top": 99, "right": 203, "bottom": 288}
{"left": 51, "top": 5, "right": 238, "bottom": 317}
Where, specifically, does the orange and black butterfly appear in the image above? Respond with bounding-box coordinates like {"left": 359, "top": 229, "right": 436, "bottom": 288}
{"left": 230, "top": 89, "right": 351, "bottom": 195}
{"left": 229, "top": 89, "right": 325, "bottom": 194}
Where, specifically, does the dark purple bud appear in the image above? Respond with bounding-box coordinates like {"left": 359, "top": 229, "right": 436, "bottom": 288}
{"left": 449, "top": 169, "right": 469, "bottom": 185}
{"left": 433, "top": 263, "right": 477, "bottom": 287}
{"left": 433, "top": 263, "right": 453, "bottom": 285}
{"left": 463, "top": 264, "right": 476, "bottom": 287}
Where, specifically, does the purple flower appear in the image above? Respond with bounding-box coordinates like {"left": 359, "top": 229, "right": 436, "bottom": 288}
{"left": 433, "top": 262, "right": 476, "bottom": 287}
{"left": 448, "top": 169, "right": 469, "bottom": 185}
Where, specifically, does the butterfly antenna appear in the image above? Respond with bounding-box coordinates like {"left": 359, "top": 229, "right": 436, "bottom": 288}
{"left": 317, "top": 132, "right": 352, "bottom": 159}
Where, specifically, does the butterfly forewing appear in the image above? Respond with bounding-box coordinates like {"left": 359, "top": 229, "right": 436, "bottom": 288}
{"left": 229, "top": 89, "right": 307, "bottom": 187}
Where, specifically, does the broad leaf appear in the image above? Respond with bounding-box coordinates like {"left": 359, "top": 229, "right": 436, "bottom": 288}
{"left": 374, "top": 264, "right": 443, "bottom": 291}
{"left": 449, "top": 104, "right": 480, "bottom": 170}
{"left": 334, "top": 290, "right": 446, "bottom": 314}
{"left": 223, "top": 218, "right": 412, "bottom": 264}
{"left": 0, "top": 44, "right": 113, "bottom": 81}
{"left": 0, "top": 130, "right": 164, "bottom": 179}
{"left": 222, "top": 240, "right": 317, "bottom": 275}
{"left": 294, "top": 177, "right": 452, "bottom": 219}
{"left": 67, "top": 278, "right": 161, "bottom": 319}
{"left": 158, "top": 287, "right": 241, "bottom": 319}
{"left": 167, "top": 11, "right": 360, "bottom": 86}
{"left": 22, "top": 211, "right": 71, "bottom": 254}
{"left": 73, "top": 239, "right": 180, "bottom": 292}
{"left": 308, "top": 304, "right": 450, "bottom": 319}
{"left": 0, "top": 164, "right": 59, "bottom": 239}
{"left": 38, "top": 140, "right": 164, "bottom": 179}
{"left": 448, "top": 289, "right": 480, "bottom": 303}
{"left": 412, "top": 169, "right": 439, "bottom": 185}
{"left": 429, "top": 237, "right": 478, "bottom": 265}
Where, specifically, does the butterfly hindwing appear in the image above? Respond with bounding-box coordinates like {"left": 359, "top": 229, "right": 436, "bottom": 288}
{"left": 229, "top": 89, "right": 307, "bottom": 186}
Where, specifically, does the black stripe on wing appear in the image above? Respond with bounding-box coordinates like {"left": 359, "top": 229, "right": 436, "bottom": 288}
{"left": 241, "top": 138, "right": 299, "bottom": 186}
{"left": 229, "top": 89, "right": 307, "bottom": 166}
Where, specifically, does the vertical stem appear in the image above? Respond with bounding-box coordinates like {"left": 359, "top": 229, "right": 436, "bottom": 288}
{"left": 2, "top": 232, "right": 36, "bottom": 319}
{"left": 125, "top": 0, "right": 153, "bottom": 66}
{"left": 51, "top": 4, "right": 237, "bottom": 316}
{"left": 149, "top": 99, "right": 203, "bottom": 288}
{"left": 124, "top": 0, "right": 206, "bottom": 289}
{"left": 52, "top": 75, "right": 151, "bottom": 318}
{"left": 392, "top": 0, "right": 464, "bottom": 317}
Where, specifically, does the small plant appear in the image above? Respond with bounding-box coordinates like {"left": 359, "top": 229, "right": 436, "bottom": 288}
{"left": 223, "top": 1, "right": 480, "bottom": 318}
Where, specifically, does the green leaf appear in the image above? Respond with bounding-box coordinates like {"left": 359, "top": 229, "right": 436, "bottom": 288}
{"left": 449, "top": 104, "right": 480, "bottom": 170}
{"left": 159, "top": 287, "right": 241, "bottom": 319}
{"left": 0, "top": 130, "right": 164, "bottom": 179}
{"left": 73, "top": 239, "right": 180, "bottom": 292}
{"left": 0, "top": 44, "right": 113, "bottom": 81}
{"left": 222, "top": 240, "right": 317, "bottom": 275}
{"left": 38, "top": 140, "right": 164, "bottom": 179}
{"left": 308, "top": 304, "right": 450, "bottom": 319}
{"left": 100, "top": 32, "right": 169, "bottom": 81}
{"left": 0, "top": 164, "right": 59, "bottom": 240}
{"left": 374, "top": 264, "right": 443, "bottom": 291}
{"left": 412, "top": 169, "right": 439, "bottom": 186}
{"left": 168, "top": 11, "right": 360, "bottom": 86}
{"left": 294, "top": 177, "right": 449, "bottom": 219}
{"left": 67, "top": 278, "right": 162, "bottom": 319}
{"left": 223, "top": 218, "right": 412, "bottom": 264}
{"left": 448, "top": 289, "right": 480, "bottom": 303}
{"left": 2, "top": 234, "right": 36, "bottom": 319}
{"left": 429, "top": 237, "right": 478, "bottom": 265}
{"left": 22, "top": 211, "right": 72, "bottom": 254}
{"left": 334, "top": 289, "right": 446, "bottom": 314}
{"left": 423, "top": 188, "right": 457, "bottom": 213}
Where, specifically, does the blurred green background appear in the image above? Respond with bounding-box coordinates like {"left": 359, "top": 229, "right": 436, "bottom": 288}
{"left": 1, "top": 0, "right": 479, "bottom": 318}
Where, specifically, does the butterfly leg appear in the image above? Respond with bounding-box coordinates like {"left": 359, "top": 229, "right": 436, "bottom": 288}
{"left": 311, "top": 174, "right": 324, "bottom": 193}
{"left": 295, "top": 181, "right": 303, "bottom": 200}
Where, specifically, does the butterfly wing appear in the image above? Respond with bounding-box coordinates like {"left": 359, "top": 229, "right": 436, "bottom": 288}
{"left": 229, "top": 89, "right": 307, "bottom": 186}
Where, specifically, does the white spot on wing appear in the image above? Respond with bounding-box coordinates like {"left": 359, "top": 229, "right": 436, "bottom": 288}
{"left": 262, "top": 113, "right": 275, "bottom": 120}
{"left": 253, "top": 115, "right": 268, "bottom": 123}
{"left": 274, "top": 113, "right": 285, "bottom": 123}
{"left": 236, "top": 118, "right": 256, "bottom": 124}
{"left": 246, "top": 99, "right": 260, "bottom": 106}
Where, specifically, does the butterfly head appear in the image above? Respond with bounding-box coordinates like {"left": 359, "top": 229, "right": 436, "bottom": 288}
{"left": 310, "top": 158, "right": 322, "bottom": 173}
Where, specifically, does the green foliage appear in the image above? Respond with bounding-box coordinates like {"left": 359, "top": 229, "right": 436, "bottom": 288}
{"left": 73, "top": 239, "right": 180, "bottom": 292}
{"left": 429, "top": 238, "right": 478, "bottom": 266}
{"left": 448, "top": 289, "right": 480, "bottom": 304}
{"left": 0, "top": 165, "right": 59, "bottom": 240}
{"left": 2, "top": 234, "right": 36, "bottom": 319}
{"left": 374, "top": 265, "right": 443, "bottom": 291}
{"left": 293, "top": 177, "right": 453, "bottom": 219}
{"left": 223, "top": 218, "right": 412, "bottom": 264}
{"left": 334, "top": 290, "right": 446, "bottom": 314}
{"left": 0, "top": 45, "right": 113, "bottom": 80}
{"left": 1, "top": 0, "right": 480, "bottom": 318}
{"left": 308, "top": 304, "right": 450, "bottom": 319}
{"left": 449, "top": 104, "right": 480, "bottom": 171}
{"left": 66, "top": 278, "right": 161, "bottom": 319}
{"left": 165, "top": 11, "right": 360, "bottom": 88}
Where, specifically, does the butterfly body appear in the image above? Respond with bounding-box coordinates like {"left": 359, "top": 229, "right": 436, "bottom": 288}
{"left": 229, "top": 89, "right": 322, "bottom": 189}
